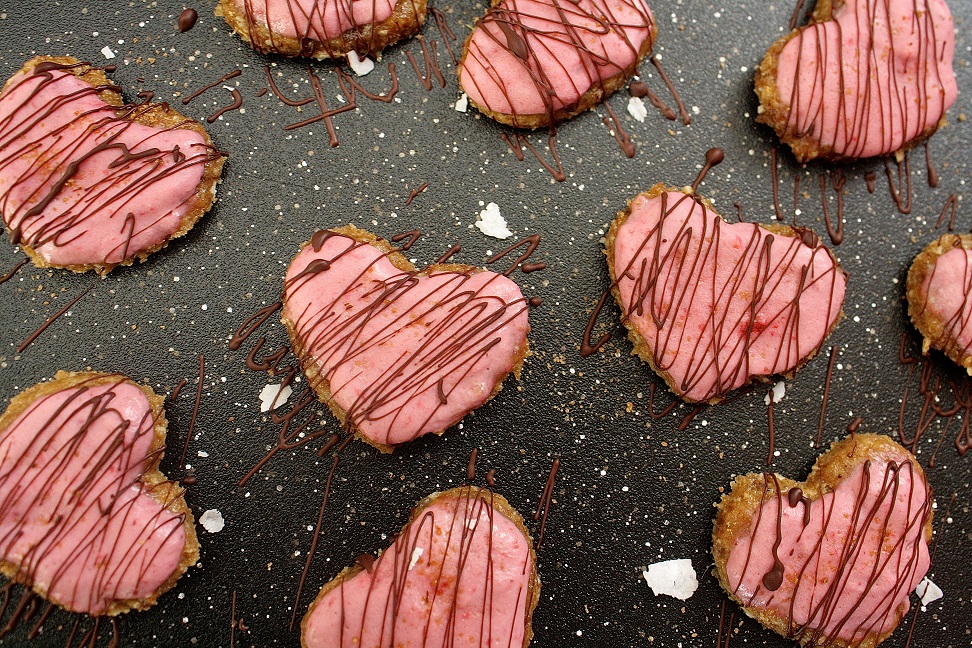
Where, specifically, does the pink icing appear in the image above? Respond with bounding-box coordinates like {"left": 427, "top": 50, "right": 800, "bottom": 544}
{"left": 283, "top": 232, "right": 530, "bottom": 447}
{"left": 918, "top": 245, "right": 972, "bottom": 356}
{"left": 228, "top": 0, "right": 396, "bottom": 43}
{"left": 613, "top": 190, "right": 846, "bottom": 402}
{"left": 725, "top": 452, "right": 931, "bottom": 644}
{"left": 302, "top": 489, "right": 534, "bottom": 648}
{"left": 0, "top": 378, "right": 187, "bottom": 615}
{"left": 775, "top": 0, "right": 956, "bottom": 159}
{"left": 459, "top": 0, "right": 655, "bottom": 123}
{"left": 0, "top": 64, "right": 211, "bottom": 267}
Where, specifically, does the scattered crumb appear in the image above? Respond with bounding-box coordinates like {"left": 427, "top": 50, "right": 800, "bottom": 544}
{"left": 455, "top": 92, "right": 469, "bottom": 113}
{"left": 627, "top": 96, "right": 648, "bottom": 123}
{"left": 347, "top": 51, "right": 374, "bottom": 76}
{"left": 100, "top": 46, "right": 115, "bottom": 59}
{"left": 764, "top": 380, "right": 785, "bottom": 405}
{"left": 199, "top": 509, "right": 225, "bottom": 533}
{"left": 475, "top": 202, "right": 512, "bottom": 239}
{"left": 259, "top": 382, "right": 293, "bottom": 412}
{"left": 916, "top": 578, "right": 943, "bottom": 609}
{"left": 642, "top": 559, "right": 698, "bottom": 601}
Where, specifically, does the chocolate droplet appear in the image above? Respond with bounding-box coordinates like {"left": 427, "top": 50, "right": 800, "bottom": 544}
{"left": 178, "top": 8, "right": 199, "bottom": 32}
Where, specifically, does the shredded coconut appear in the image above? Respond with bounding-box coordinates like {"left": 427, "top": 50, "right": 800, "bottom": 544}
{"left": 347, "top": 51, "right": 374, "bottom": 77}
{"left": 764, "top": 380, "right": 786, "bottom": 405}
{"left": 100, "top": 46, "right": 115, "bottom": 59}
{"left": 408, "top": 546, "right": 424, "bottom": 571}
{"left": 642, "top": 559, "right": 698, "bottom": 601}
{"left": 455, "top": 93, "right": 469, "bottom": 113}
{"left": 259, "top": 383, "right": 293, "bottom": 413}
{"left": 199, "top": 509, "right": 225, "bottom": 533}
{"left": 915, "top": 578, "right": 943, "bottom": 609}
{"left": 475, "top": 202, "right": 512, "bottom": 239}
{"left": 627, "top": 96, "right": 648, "bottom": 123}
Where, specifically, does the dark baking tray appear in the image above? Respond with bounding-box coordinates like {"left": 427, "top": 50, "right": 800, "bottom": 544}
{"left": 0, "top": 0, "right": 969, "bottom": 646}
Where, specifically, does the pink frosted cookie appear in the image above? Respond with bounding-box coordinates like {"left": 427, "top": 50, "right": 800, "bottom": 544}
{"left": 458, "top": 0, "right": 656, "bottom": 129}
{"left": 0, "top": 371, "right": 198, "bottom": 616}
{"left": 713, "top": 434, "right": 933, "bottom": 648}
{"left": 0, "top": 56, "right": 225, "bottom": 275}
{"left": 216, "top": 0, "right": 427, "bottom": 59}
{"left": 907, "top": 233, "right": 972, "bottom": 373}
{"left": 282, "top": 225, "right": 531, "bottom": 452}
{"left": 755, "top": 0, "right": 957, "bottom": 162}
{"left": 301, "top": 486, "right": 540, "bottom": 648}
{"left": 606, "top": 184, "right": 846, "bottom": 403}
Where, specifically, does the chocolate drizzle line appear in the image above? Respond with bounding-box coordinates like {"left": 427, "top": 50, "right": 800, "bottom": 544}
{"left": 182, "top": 69, "right": 242, "bottom": 105}
{"left": 602, "top": 103, "right": 635, "bottom": 158}
{"left": 391, "top": 229, "right": 421, "bottom": 251}
{"left": 485, "top": 234, "right": 542, "bottom": 276}
{"left": 169, "top": 378, "right": 188, "bottom": 401}
{"left": 467, "top": 448, "right": 478, "bottom": 482}
{"left": 765, "top": 390, "right": 777, "bottom": 466}
{"left": 924, "top": 141, "right": 939, "bottom": 188}
{"left": 178, "top": 354, "right": 205, "bottom": 469}
{"left": 580, "top": 288, "right": 612, "bottom": 357}
{"left": 934, "top": 194, "right": 957, "bottom": 231}
{"left": 816, "top": 345, "right": 838, "bottom": 446}
{"left": 0, "top": 62, "right": 225, "bottom": 269}
{"left": 533, "top": 458, "right": 560, "bottom": 549}
{"left": 17, "top": 285, "right": 91, "bottom": 353}
{"left": 715, "top": 599, "right": 736, "bottom": 648}
{"left": 207, "top": 89, "right": 243, "bottom": 123}
{"left": 430, "top": 8, "right": 459, "bottom": 65}
{"left": 770, "top": 147, "right": 785, "bottom": 221}
{"left": 649, "top": 56, "right": 690, "bottom": 125}
{"left": 788, "top": 0, "right": 810, "bottom": 30}
{"left": 404, "top": 182, "right": 428, "bottom": 206}
{"left": 0, "top": 258, "right": 28, "bottom": 285}
{"left": 0, "top": 375, "right": 189, "bottom": 619}
{"left": 229, "top": 590, "right": 237, "bottom": 648}
{"left": 820, "top": 170, "right": 846, "bottom": 245}
{"left": 734, "top": 458, "right": 933, "bottom": 645}
{"left": 501, "top": 132, "right": 567, "bottom": 182}
{"left": 691, "top": 148, "right": 725, "bottom": 192}
{"left": 435, "top": 244, "right": 461, "bottom": 264}
{"left": 884, "top": 153, "right": 913, "bottom": 215}
{"left": 406, "top": 37, "right": 445, "bottom": 91}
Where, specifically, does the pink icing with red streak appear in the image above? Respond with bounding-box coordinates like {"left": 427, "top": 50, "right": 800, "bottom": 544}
{"left": 459, "top": 0, "right": 655, "bottom": 124}
{"left": 0, "top": 379, "right": 187, "bottom": 615}
{"left": 283, "top": 231, "right": 530, "bottom": 448}
{"left": 0, "top": 64, "right": 209, "bottom": 267}
{"left": 919, "top": 245, "right": 972, "bottom": 356}
{"left": 613, "top": 190, "right": 846, "bottom": 402}
{"left": 302, "top": 489, "right": 534, "bottom": 648}
{"left": 228, "top": 0, "right": 397, "bottom": 42}
{"left": 726, "top": 452, "right": 931, "bottom": 644}
{"left": 775, "top": 0, "right": 956, "bottom": 159}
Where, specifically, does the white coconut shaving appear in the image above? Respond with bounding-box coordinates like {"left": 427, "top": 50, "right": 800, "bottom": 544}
{"left": 199, "top": 509, "right": 225, "bottom": 533}
{"left": 764, "top": 380, "right": 786, "bottom": 405}
{"left": 100, "top": 46, "right": 115, "bottom": 59}
{"left": 408, "top": 546, "right": 424, "bottom": 571}
{"left": 259, "top": 382, "right": 293, "bottom": 413}
{"left": 627, "top": 96, "right": 648, "bottom": 123}
{"left": 915, "top": 578, "right": 943, "bottom": 609}
{"left": 455, "top": 93, "right": 469, "bottom": 113}
{"left": 475, "top": 202, "right": 513, "bottom": 239}
{"left": 642, "top": 558, "right": 698, "bottom": 601}
{"left": 347, "top": 51, "right": 374, "bottom": 77}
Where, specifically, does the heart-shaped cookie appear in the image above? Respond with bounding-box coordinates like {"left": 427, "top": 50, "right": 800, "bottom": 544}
{"left": 0, "top": 56, "right": 225, "bottom": 274}
{"left": 713, "top": 434, "right": 933, "bottom": 648}
{"left": 282, "top": 225, "right": 531, "bottom": 452}
{"left": 217, "top": 0, "right": 428, "bottom": 59}
{"left": 907, "top": 233, "right": 972, "bottom": 374}
{"left": 606, "top": 184, "right": 846, "bottom": 403}
{"left": 301, "top": 486, "right": 539, "bottom": 648}
{"left": 755, "top": 0, "right": 957, "bottom": 162}
{"left": 458, "top": 0, "right": 656, "bottom": 128}
{"left": 0, "top": 371, "right": 198, "bottom": 616}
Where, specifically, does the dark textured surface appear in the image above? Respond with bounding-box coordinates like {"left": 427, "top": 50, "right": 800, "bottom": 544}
{"left": 0, "top": 0, "right": 969, "bottom": 646}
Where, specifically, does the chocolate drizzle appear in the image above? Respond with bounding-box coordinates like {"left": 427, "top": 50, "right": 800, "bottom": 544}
{"left": 177, "top": 354, "right": 205, "bottom": 469}
{"left": 649, "top": 56, "right": 690, "bottom": 125}
{"left": 17, "top": 285, "right": 91, "bottom": 353}
{"left": 885, "top": 153, "right": 913, "bottom": 215}
{"left": 533, "top": 458, "right": 560, "bottom": 548}
{"left": 924, "top": 141, "right": 939, "bottom": 188}
{"left": 485, "top": 234, "right": 543, "bottom": 276}
{"left": 0, "top": 258, "right": 28, "bottom": 285}
{"left": 404, "top": 182, "right": 428, "bottom": 206}
{"left": 602, "top": 103, "right": 635, "bottom": 158}
{"left": 405, "top": 37, "right": 445, "bottom": 91}
{"left": 819, "top": 170, "right": 846, "bottom": 245}
{"left": 501, "top": 132, "right": 567, "bottom": 182}
{"left": 934, "top": 194, "right": 957, "bottom": 231}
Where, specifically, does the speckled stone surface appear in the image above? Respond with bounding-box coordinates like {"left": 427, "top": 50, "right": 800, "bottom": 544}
{"left": 0, "top": 1, "right": 969, "bottom": 646}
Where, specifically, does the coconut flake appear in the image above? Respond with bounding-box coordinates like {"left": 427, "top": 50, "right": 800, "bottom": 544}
{"left": 642, "top": 558, "right": 698, "bottom": 601}
{"left": 408, "top": 546, "right": 424, "bottom": 571}
{"left": 199, "top": 509, "right": 225, "bottom": 533}
{"left": 455, "top": 93, "right": 469, "bottom": 113}
{"left": 475, "top": 202, "right": 512, "bottom": 239}
{"left": 627, "top": 96, "right": 648, "bottom": 123}
{"left": 347, "top": 51, "right": 374, "bottom": 77}
{"left": 100, "top": 46, "right": 115, "bottom": 60}
{"left": 259, "top": 383, "right": 293, "bottom": 413}
{"left": 915, "top": 578, "right": 943, "bottom": 609}
{"left": 764, "top": 380, "right": 786, "bottom": 405}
